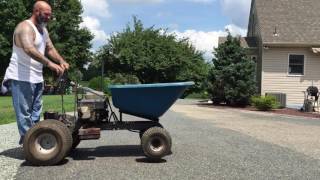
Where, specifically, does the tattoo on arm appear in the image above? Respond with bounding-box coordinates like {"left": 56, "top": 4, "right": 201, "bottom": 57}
{"left": 16, "top": 23, "right": 51, "bottom": 66}
{"left": 45, "top": 30, "right": 65, "bottom": 64}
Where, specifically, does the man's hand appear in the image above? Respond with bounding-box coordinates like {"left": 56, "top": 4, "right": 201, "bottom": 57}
{"left": 47, "top": 61, "right": 64, "bottom": 75}
{"left": 60, "top": 62, "right": 70, "bottom": 71}
{"left": 45, "top": 31, "right": 70, "bottom": 71}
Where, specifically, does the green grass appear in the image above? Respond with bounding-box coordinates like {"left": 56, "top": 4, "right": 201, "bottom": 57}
{"left": 0, "top": 95, "right": 75, "bottom": 125}
{"left": 0, "top": 96, "right": 15, "bottom": 125}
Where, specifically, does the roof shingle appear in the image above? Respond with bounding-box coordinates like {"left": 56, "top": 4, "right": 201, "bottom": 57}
{"left": 218, "top": 37, "right": 257, "bottom": 48}
{"left": 255, "top": 0, "right": 320, "bottom": 45}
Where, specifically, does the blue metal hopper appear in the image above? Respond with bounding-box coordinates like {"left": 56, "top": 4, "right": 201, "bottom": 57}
{"left": 109, "top": 82, "right": 194, "bottom": 120}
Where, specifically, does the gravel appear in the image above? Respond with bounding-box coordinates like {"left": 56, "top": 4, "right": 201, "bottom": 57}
{"left": 1, "top": 100, "right": 320, "bottom": 179}
{"left": 0, "top": 123, "right": 23, "bottom": 180}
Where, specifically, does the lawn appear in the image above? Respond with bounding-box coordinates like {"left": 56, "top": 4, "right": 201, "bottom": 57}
{"left": 0, "top": 95, "right": 75, "bottom": 125}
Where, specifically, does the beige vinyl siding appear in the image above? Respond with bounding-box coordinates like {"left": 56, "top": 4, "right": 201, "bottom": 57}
{"left": 261, "top": 47, "right": 320, "bottom": 106}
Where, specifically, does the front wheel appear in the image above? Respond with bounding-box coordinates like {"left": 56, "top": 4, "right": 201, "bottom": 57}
{"left": 23, "top": 120, "right": 72, "bottom": 166}
{"left": 141, "top": 127, "right": 172, "bottom": 160}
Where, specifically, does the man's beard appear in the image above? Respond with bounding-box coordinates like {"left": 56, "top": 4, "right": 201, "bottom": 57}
{"left": 36, "top": 13, "right": 48, "bottom": 28}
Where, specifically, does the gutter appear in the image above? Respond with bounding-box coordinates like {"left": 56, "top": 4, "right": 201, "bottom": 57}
{"left": 263, "top": 42, "right": 320, "bottom": 48}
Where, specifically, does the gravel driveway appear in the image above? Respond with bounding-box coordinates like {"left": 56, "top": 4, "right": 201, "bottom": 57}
{"left": 1, "top": 99, "right": 320, "bottom": 179}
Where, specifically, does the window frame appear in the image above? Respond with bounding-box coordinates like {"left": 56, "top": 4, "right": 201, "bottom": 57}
{"left": 287, "top": 54, "right": 305, "bottom": 76}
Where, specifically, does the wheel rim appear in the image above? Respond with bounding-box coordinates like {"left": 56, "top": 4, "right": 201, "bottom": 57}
{"left": 149, "top": 137, "right": 165, "bottom": 152}
{"left": 34, "top": 133, "right": 57, "bottom": 155}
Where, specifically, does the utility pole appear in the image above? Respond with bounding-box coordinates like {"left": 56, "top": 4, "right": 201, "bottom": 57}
{"left": 101, "top": 58, "right": 105, "bottom": 92}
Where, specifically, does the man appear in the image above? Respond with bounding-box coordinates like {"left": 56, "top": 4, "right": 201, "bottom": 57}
{"left": 1, "top": 1, "right": 69, "bottom": 145}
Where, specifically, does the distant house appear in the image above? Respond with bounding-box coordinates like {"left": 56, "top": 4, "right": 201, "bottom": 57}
{"left": 219, "top": 0, "right": 320, "bottom": 108}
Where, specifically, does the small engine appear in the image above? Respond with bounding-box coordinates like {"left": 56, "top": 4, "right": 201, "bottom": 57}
{"left": 78, "top": 98, "right": 109, "bottom": 123}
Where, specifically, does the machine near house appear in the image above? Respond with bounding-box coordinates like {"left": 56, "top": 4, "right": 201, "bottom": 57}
{"left": 22, "top": 75, "right": 194, "bottom": 166}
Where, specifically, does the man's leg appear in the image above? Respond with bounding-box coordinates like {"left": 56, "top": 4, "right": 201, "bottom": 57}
{"left": 31, "top": 82, "right": 44, "bottom": 124}
{"left": 11, "top": 80, "right": 34, "bottom": 144}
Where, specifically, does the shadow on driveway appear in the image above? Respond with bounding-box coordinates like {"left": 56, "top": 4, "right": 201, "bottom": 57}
{"left": 0, "top": 147, "right": 24, "bottom": 160}
{"left": 70, "top": 145, "right": 168, "bottom": 163}
{"left": 1, "top": 145, "right": 168, "bottom": 166}
{"left": 70, "top": 145, "right": 144, "bottom": 160}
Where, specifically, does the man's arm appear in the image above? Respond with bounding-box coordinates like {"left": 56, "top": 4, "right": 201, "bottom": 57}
{"left": 45, "top": 30, "right": 70, "bottom": 70}
{"left": 16, "top": 22, "right": 63, "bottom": 75}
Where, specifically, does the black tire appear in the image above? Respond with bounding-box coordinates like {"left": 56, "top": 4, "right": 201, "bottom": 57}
{"left": 44, "top": 120, "right": 73, "bottom": 153}
{"left": 139, "top": 123, "right": 163, "bottom": 139}
{"left": 63, "top": 114, "right": 81, "bottom": 150}
{"left": 23, "top": 120, "right": 72, "bottom": 166}
{"left": 51, "top": 120, "right": 73, "bottom": 153}
{"left": 141, "top": 127, "right": 172, "bottom": 160}
{"left": 71, "top": 119, "right": 82, "bottom": 150}
{"left": 139, "top": 130, "right": 144, "bottom": 139}
{"left": 71, "top": 132, "right": 81, "bottom": 149}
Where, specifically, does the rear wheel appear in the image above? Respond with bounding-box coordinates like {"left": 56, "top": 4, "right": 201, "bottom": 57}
{"left": 23, "top": 120, "right": 72, "bottom": 166}
{"left": 141, "top": 127, "right": 172, "bottom": 160}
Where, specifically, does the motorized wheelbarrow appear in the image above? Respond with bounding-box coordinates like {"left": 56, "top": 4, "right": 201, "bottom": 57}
{"left": 22, "top": 79, "right": 194, "bottom": 166}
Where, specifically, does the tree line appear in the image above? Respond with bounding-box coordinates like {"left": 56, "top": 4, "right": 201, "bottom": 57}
{"left": 0, "top": 0, "right": 257, "bottom": 106}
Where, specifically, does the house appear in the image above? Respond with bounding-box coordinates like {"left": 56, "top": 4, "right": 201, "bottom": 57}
{"left": 219, "top": 0, "right": 320, "bottom": 108}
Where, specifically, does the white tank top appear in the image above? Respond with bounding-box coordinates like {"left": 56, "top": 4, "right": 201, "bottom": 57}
{"left": 3, "top": 20, "right": 48, "bottom": 83}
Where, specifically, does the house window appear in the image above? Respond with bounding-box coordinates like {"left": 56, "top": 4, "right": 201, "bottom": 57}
{"left": 288, "top": 54, "right": 304, "bottom": 75}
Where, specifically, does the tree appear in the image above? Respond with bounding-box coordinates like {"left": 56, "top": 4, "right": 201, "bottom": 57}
{"left": 46, "top": 0, "right": 93, "bottom": 74}
{"left": 95, "top": 17, "right": 209, "bottom": 93}
{"left": 0, "top": 0, "right": 28, "bottom": 76}
{"left": 208, "top": 33, "right": 256, "bottom": 106}
{"left": 0, "top": 0, "right": 93, "bottom": 79}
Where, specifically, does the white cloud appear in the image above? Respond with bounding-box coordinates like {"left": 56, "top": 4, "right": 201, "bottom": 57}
{"left": 80, "top": 16, "right": 109, "bottom": 44}
{"left": 81, "top": 0, "right": 111, "bottom": 18}
{"left": 169, "top": 24, "right": 246, "bottom": 61}
{"left": 220, "top": 0, "right": 251, "bottom": 28}
{"left": 170, "top": 29, "right": 226, "bottom": 61}
{"left": 225, "top": 24, "right": 247, "bottom": 36}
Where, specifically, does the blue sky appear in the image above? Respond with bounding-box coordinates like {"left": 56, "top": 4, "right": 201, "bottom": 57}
{"left": 80, "top": 0, "right": 251, "bottom": 60}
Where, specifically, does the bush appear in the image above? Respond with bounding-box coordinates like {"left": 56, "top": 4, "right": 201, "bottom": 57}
{"left": 68, "top": 69, "right": 83, "bottom": 83}
{"left": 88, "top": 74, "right": 140, "bottom": 95}
{"left": 186, "top": 91, "right": 209, "bottom": 99}
{"left": 251, "top": 95, "right": 279, "bottom": 111}
{"left": 96, "top": 17, "right": 209, "bottom": 95}
{"left": 208, "top": 34, "right": 256, "bottom": 106}
{"left": 111, "top": 73, "right": 140, "bottom": 85}
{"left": 88, "top": 77, "right": 112, "bottom": 95}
